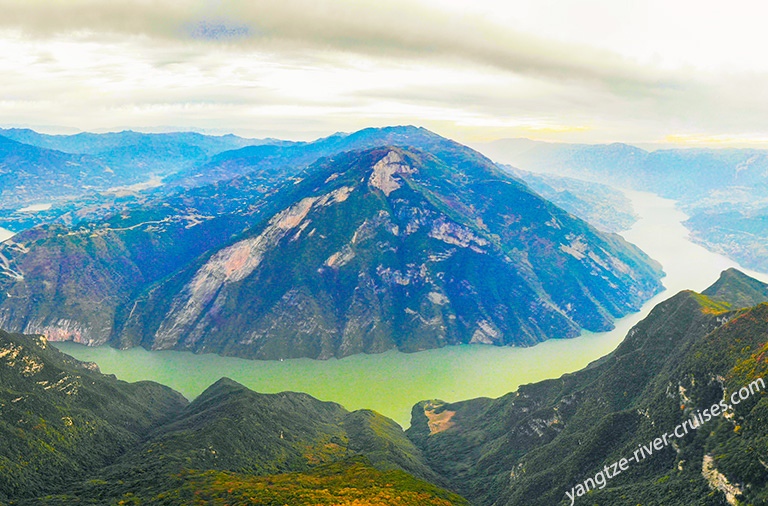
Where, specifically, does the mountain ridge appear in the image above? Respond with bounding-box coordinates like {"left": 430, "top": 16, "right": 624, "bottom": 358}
{"left": 0, "top": 129, "right": 663, "bottom": 360}
{"left": 405, "top": 269, "right": 768, "bottom": 505}
{"left": 115, "top": 144, "right": 662, "bottom": 359}
{"left": 0, "top": 328, "right": 466, "bottom": 504}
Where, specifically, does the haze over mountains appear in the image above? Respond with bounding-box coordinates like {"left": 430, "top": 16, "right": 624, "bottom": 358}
{"left": 482, "top": 138, "right": 768, "bottom": 272}
{"left": 0, "top": 127, "right": 663, "bottom": 359}
{"left": 0, "top": 128, "right": 271, "bottom": 210}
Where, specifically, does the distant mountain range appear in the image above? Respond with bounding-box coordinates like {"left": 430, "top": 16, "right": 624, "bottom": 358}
{"left": 0, "top": 128, "right": 275, "bottom": 210}
{"left": 478, "top": 138, "right": 768, "bottom": 201}
{"left": 480, "top": 138, "right": 768, "bottom": 272}
{"left": 0, "top": 127, "right": 662, "bottom": 359}
{"left": 2, "top": 269, "right": 766, "bottom": 504}
{"left": 502, "top": 167, "right": 638, "bottom": 233}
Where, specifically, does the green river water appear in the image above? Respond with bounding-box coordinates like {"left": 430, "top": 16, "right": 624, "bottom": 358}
{"left": 53, "top": 190, "right": 768, "bottom": 427}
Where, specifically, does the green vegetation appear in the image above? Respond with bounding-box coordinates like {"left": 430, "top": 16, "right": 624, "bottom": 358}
{"left": 406, "top": 269, "right": 768, "bottom": 505}
{"left": 26, "top": 458, "right": 467, "bottom": 506}
{"left": 2, "top": 270, "right": 768, "bottom": 505}
{"left": 0, "top": 330, "right": 187, "bottom": 501}
{"left": 0, "top": 331, "right": 465, "bottom": 505}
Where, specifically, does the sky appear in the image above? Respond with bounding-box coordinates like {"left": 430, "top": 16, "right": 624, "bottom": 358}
{"left": 1, "top": 0, "right": 767, "bottom": 147}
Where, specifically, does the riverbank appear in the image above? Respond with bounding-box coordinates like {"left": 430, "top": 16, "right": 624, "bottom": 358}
{"left": 54, "top": 190, "right": 768, "bottom": 427}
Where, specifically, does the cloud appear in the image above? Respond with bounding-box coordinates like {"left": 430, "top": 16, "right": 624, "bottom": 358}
{"left": 0, "top": 0, "right": 676, "bottom": 92}
{"left": 0, "top": 0, "right": 767, "bottom": 147}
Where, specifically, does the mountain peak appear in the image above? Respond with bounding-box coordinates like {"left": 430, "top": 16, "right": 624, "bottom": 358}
{"left": 196, "top": 377, "right": 249, "bottom": 399}
{"left": 702, "top": 268, "right": 768, "bottom": 309}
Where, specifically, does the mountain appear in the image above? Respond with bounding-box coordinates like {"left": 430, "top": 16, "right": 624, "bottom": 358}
{"left": 0, "top": 129, "right": 285, "bottom": 227}
{"left": 477, "top": 138, "right": 768, "bottom": 201}
{"left": 478, "top": 137, "right": 768, "bottom": 274}
{"left": 502, "top": 167, "right": 638, "bottom": 233}
{"left": 702, "top": 267, "right": 768, "bottom": 309}
{"left": 0, "top": 127, "right": 663, "bottom": 359}
{"left": 405, "top": 269, "right": 768, "bottom": 505}
{"left": 477, "top": 139, "right": 647, "bottom": 188}
{"left": 686, "top": 207, "right": 768, "bottom": 273}
{"left": 0, "top": 135, "right": 114, "bottom": 209}
{"left": 117, "top": 144, "right": 662, "bottom": 359}
{"left": 0, "top": 330, "right": 466, "bottom": 504}
{"left": 169, "top": 125, "right": 492, "bottom": 188}
{"left": 4, "top": 271, "right": 767, "bottom": 505}
{"left": 0, "top": 329, "right": 187, "bottom": 500}
{"left": 0, "top": 128, "right": 276, "bottom": 178}
{"left": 0, "top": 128, "right": 272, "bottom": 157}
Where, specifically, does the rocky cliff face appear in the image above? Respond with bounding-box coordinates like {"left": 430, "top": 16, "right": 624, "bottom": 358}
{"left": 119, "top": 146, "right": 662, "bottom": 359}
{"left": 0, "top": 127, "right": 663, "bottom": 360}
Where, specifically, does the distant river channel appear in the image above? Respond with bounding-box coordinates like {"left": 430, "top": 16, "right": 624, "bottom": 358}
{"left": 0, "top": 227, "right": 15, "bottom": 242}
{"left": 55, "top": 190, "right": 768, "bottom": 427}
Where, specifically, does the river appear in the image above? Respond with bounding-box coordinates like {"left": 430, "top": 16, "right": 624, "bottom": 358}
{"left": 54, "top": 190, "right": 768, "bottom": 427}
{"left": 0, "top": 227, "right": 14, "bottom": 242}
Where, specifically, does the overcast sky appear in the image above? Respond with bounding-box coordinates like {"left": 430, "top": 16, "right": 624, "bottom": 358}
{"left": 1, "top": 0, "right": 767, "bottom": 146}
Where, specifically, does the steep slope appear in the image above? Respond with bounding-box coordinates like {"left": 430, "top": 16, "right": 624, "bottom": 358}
{"left": 0, "top": 337, "right": 465, "bottom": 505}
{"left": 0, "top": 330, "right": 187, "bottom": 501}
{"left": 702, "top": 267, "right": 768, "bottom": 309}
{"left": 0, "top": 166, "right": 303, "bottom": 345}
{"left": 0, "top": 127, "right": 662, "bottom": 359}
{"left": 407, "top": 269, "right": 768, "bottom": 505}
{"left": 0, "top": 127, "right": 458, "bottom": 345}
{"left": 686, "top": 207, "right": 768, "bottom": 272}
{"left": 503, "top": 166, "right": 638, "bottom": 233}
{"left": 479, "top": 138, "right": 768, "bottom": 273}
{"left": 122, "top": 146, "right": 662, "bottom": 359}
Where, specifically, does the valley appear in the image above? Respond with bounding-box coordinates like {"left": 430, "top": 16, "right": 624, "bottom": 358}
{"left": 3, "top": 4, "right": 767, "bottom": 503}
{"left": 0, "top": 128, "right": 663, "bottom": 358}
{"left": 55, "top": 189, "right": 768, "bottom": 428}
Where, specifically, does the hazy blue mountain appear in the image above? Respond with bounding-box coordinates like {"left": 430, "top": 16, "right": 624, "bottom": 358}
{"left": 503, "top": 166, "right": 638, "bottom": 233}
{"left": 478, "top": 137, "right": 768, "bottom": 273}
{"left": 480, "top": 138, "right": 768, "bottom": 200}
{"left": 686, "top": 206, "right": 768, "bottom": 272}
{"left": 0, "top": 128, "right": 274, "bottom": 157}
{"left": 406, "top": 269, "right": 768, "bottom": 505}
{"left": 0, "top": 128, "right": 662, "bottom": 359}
{"left": 0, "top": 129, "right": 288, "bottom": 220}
{"left": 0, "top": 135, "right": 116, "bottom": 209}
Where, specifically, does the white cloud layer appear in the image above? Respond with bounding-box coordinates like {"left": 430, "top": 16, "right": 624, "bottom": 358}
{"left": 0, "top": 0, "right": 767, "bottom": 146}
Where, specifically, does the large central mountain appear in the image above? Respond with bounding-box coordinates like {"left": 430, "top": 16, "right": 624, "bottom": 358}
{"left": 119, "top": 145, "right": 661, "bottom": 359}
{"left": 0, "top": 127, "right": 663, "bottom": 359}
